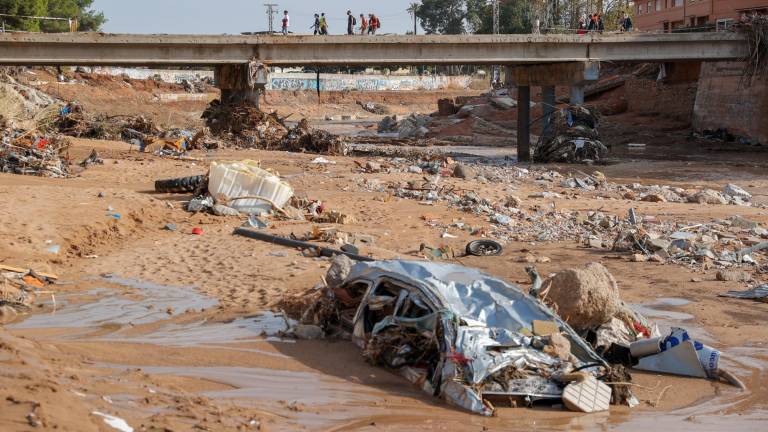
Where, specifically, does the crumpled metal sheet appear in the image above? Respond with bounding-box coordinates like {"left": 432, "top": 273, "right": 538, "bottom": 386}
{"left": 344, "top": 260, "right": 608, "bottom": 415}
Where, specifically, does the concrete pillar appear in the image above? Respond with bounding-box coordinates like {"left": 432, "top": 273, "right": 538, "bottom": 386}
{"left": 517, "top": 85, "right": 531, "bottom": 162}
{"left": 570, "top": 85, "right": 585, "bottom": 105}
{"left": 542, "top": 85, "right": 555, "bottom": 136}
{"left": 215, "top": 62, "right": 267, "bottom": 107}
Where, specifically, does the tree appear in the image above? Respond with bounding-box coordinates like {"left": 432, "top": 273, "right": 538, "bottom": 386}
{"left": 416, "top": 0, "right": 466, "bottom": 35}
{"left": 0, "top": 0, "right": 106, "bottom": 32}
{"left": 407, "top": 2, "right": 419, "bottom": 35}
{"left": 466, "top": 0, "right": 533, "bottom": 34}
{"left": 0, "top": 0, "right": 48, "bottom": 31}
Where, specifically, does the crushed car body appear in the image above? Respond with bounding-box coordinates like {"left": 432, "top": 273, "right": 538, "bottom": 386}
{"left": 320, "top": 260, "right": 610, "bottom": 415}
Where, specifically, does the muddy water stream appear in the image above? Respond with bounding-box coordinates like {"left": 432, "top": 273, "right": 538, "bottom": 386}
{"left": 9, "top": 277, "right": 768, "bottom": 430}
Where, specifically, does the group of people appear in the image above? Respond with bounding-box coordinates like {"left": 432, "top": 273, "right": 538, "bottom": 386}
{"left": 345, "top": 11, "right": 382, "bottom": 35}
{"left": 578, "top": 13, "right": 605, "bottom": 34}
{"left": 576, "top": 12, "right": 633, "bottom": 34}
{"left": 280, "top": 10, "right": 381, "bottom": 35}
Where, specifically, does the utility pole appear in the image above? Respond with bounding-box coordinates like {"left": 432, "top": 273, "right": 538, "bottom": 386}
{"left": 264, "top": 4, "right": 278, "bottom": 33}
{"left": 491, "top": 0, "right": 500, "bottom": 89}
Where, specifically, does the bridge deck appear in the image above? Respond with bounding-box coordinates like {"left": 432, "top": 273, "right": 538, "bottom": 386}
{"left": 0, "top": 32, "right": 747, "bottom": 67}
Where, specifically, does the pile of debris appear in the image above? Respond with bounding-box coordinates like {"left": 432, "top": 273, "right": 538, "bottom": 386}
{"left": 0, "top": 132, "right": 71, "bottom": 177}
{"left": 202, "top": 100, "right": 348, "bottom": 154}
{"left": 296, "top": 258, "right": 738, "bottom": 415}
{"left": 534, "top": 106, "right": 608, "bottom": 163}
{"left": 377, "top": 114, "right": 433, "bottom": 139}
{"left": 0, "top": 265, "right": 57, "bottom": 324}
{"left": 279, "top": 119, "right": 349, "bottom": 155}
{"left": 737, "top": 14, "right": 768, "bottom": 83}
{"left": 202, "top": 100, "right": 288, "bottom": 147}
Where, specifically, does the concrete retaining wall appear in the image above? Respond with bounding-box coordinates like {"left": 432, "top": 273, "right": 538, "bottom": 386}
{"left": 84, "top": 67, "right": 473, "bottom": 91}
{"left": 85, "top": 66, "right": 214, "bottom": 83}
{"left": 693, "top": 62, "right": 767, "bottom": 144}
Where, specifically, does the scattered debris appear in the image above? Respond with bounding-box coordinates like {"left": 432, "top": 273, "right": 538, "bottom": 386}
{"left": 534, "top": 106, "right": 607, "bottom": 163}
{"left": 718, "top": 284, "right": 768, "bottom": 302}
{"left": 357, "top": 101, "right": 388, "bottom": 114}
{"left": 1, "top": 134, "right": 71, "bottom": 177}
{"left": 465, "top": 240, "right": 503, "bottom": 256}
{"left": 0, "top": 265, "right": 57, "bottom": 322}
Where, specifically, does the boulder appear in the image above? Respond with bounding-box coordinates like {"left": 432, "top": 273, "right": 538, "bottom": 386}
{"left": 453, "top": 164, "right": 477, "bottom": 179}
{"left": 689, "top": 189, "right": 727, "bottom": 205}
{"left": 723, "top": 184, "right": 752, "bottom": 200}
{"left": 540, "top": 262, "right": 623, "bottom": 329}
{"left": 716, "top": 269, "right": 752, "bottom": 282}
{"left": 326, "top": 255, "right": 354, "bottom": 288}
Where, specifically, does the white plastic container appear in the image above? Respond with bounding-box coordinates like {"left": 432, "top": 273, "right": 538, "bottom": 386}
{"left": 208, "top": 160, "right": 293, "bottom": 214}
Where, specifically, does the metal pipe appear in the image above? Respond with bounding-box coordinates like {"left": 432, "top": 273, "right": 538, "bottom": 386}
{"left": 233, "top": 227, "right": 375, "bottom": 262}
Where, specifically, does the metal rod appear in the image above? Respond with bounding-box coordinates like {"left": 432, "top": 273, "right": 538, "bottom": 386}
{"left": 233, "top": 227, "right": 375, "bottom": 262}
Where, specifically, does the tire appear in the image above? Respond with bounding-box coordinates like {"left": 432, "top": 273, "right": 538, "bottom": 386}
{"left": 154, "top": 175, "right": 205, "bottom": 193}
{"left": 465, "top": 240, "right": 503, "bottom": 257}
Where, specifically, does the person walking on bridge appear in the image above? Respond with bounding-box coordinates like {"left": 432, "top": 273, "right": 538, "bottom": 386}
{"left": 359, "top": 14, "right": 368, "bottom": 35}
{"left": 347, "top": 10, "right": 357, "bottom": 35}
{"left": 368, "top": 14, "right": 380, "bottom": 35}
{"left": 319, "top": 13, "right": 328, "bottom": 35}
{"left": 311, "top": 14, "right": 321, "bottom": 35}
{"left": 281, "top": 10, "right": 289, "bottom": 35}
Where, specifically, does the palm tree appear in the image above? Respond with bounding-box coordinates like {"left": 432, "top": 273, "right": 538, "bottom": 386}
{"left": 407, "top": 3, "right": 420, "bottom": 35}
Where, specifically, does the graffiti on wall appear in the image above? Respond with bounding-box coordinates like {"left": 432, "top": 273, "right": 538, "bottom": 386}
{"left": 267, "top": 74, "right": 471, "bottom": 91}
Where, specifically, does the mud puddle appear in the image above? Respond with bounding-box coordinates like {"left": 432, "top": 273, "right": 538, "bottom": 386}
{"left": 9, "top": 277, "right": 768, "bottom": 430}
{"left": 12, "top": 275, "right": 216, "bottom": 330}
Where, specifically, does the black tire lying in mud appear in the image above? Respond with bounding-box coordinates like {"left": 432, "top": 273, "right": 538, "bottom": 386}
{"left": 154, "top": 175, "right": 205, "bottom": 193}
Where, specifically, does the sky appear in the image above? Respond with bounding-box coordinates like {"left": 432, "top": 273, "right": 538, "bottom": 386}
{"left": 93, "top": 0, "right": 421, "bottom": 35}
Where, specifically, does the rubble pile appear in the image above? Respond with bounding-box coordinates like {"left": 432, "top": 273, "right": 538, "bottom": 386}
{"left": 0, "top": 132, "right": 71, "bottom": 177}
{"left": 202, "top": 100, "right": 288, "bottom": 147}
{"left": 279, "top": 119, "right": 349, "bottom": 155}
{"left": 377, "top": 113, "right": 433, "bottom": 139}
{"left": 534, "top": 106, "right": 608, "bottom": 163}
{"left": 202, "top": 100, "right": 348, "bottom": 154}
{"left": 53, "top": 102, "right": 160, "bottom": 141}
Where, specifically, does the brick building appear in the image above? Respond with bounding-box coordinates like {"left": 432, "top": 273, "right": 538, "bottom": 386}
{"left": 634, "top": 0, "right": 767, "bottom": 32}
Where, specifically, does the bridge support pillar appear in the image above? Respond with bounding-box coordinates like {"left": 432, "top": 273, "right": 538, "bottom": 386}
{"left": 517, "top": 85, "right": 531, "bottom": 162}
{"left": 542, "top": 85, "right": 555, "bottom": 136}
{"left": 215, "top": 61, "right": 268, "bottom": 108}
{"left": 506, "top": 61, "right": 599, "bottom": 159}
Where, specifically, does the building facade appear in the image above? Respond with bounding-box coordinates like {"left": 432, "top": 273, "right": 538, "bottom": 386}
{"left": 634, "top": 0, "right": 767, "bottom": 32}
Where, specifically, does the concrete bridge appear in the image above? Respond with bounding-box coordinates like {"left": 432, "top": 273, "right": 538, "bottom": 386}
{"left": 0, "top": 32, "right": 747, "bottom": 66}
{"left": 0, "top": 32, "right": 749, "bottom": 161}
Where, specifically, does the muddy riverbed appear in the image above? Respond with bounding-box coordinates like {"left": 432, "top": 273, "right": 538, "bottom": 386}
{"left": 2, "top": 137, "right": 768, "bottom": 431}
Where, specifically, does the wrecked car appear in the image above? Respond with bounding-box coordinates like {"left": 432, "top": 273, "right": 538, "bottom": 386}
{"left": 316, "top": 260, "right": 612, "bottom": 415}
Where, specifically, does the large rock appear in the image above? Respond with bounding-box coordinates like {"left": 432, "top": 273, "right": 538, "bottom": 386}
{"left": 453, "top": 164, "right": 477, "bottom": 179}
{"left": 723, "top": 184, "right": 752, "bottom": 200}
{"left": 326, "top": 255, "right": 354, "bottom": 288}
{"left": 540, "top": 262, "right": 623, "bottom": 330}
{"left": 689, "top": 189, "right": 727, "bottom": 205}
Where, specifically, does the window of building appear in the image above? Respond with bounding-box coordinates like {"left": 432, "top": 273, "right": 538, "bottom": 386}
{"left": 647, "top": 1, "right": 652, "bottom": 13}
{"left": 656, "top": 0, "right": 662, "bottom": 11}
{"left": 716, "top": 19, "right": 734, "bottom": 32}
{"left": 673, "top": 0, "right": 683, "bottom": 6}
